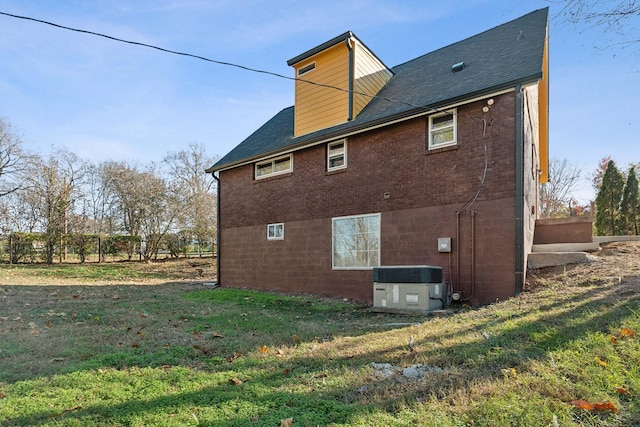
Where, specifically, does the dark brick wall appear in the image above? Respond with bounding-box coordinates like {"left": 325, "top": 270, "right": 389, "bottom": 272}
{"left": 533, "top": 217, "right": 594, "bottom": 244}
{"left": 219, "top": 93, "right": 520, "bottom": 305}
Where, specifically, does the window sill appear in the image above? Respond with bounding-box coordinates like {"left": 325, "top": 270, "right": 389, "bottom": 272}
{"left": 253, "top": 172, "right": 293, "bottom": 183}
{"left": 325, "top": 168, "right": 347, "bottom": 176}
{"left": 426, "top": 144, "right": 458, "bottom": 155}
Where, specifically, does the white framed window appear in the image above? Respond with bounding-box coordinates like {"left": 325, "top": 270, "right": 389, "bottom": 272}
{"left": 297, "top": 61, "right": 316, "bottom": 76}
{"left": 267, "top": 223, "right": 284, "bottom": 240}
{"left": 428, "top": 109, "right": 457, "bottom": 149}
{"left": 332, "top": 213, "right": 380, "bottom": 269}
{"left": 255, "top": 154, "right": 292, "bottom": 179}
{"left": 327, "top": 140, "right": 347, "bottom": 171}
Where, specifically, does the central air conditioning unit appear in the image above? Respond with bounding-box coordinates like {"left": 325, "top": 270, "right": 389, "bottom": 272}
{"left": 373, "top": 266, "right": 444, "bottom": 313}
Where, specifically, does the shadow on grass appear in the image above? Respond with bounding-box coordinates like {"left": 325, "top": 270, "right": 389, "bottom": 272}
{"left": 2, "top": 274, "right": 639, "bottom": 426}
{"left": 0, "top": 282, "right": 411, "bottom": 383}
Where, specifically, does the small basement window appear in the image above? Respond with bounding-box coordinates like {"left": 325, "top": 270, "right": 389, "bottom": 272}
{"left": 267, "top": 223, "right": 284, "bottom": 240}
{"left": 327, "top": 140, "right": 347, "bottom": 171}
{"left": 255, "top": 154, "right": 293, "bottom": 179}
{"left": 428, "top": 109, "right": 457, "bottom": 149}
{"left": 297, "top": 62, "right": 316, "bottom": 76}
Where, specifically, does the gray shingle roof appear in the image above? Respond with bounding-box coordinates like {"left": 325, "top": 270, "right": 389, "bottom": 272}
{"left": 208, "top": 8, "right": 548, "bottom": 173}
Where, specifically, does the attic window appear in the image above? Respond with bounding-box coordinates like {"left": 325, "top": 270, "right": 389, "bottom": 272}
{"left": 255, "top": 154, "right": 293, "bottom": 179}
{"left": 428, "top": 110, "right": 457, "bottom": 149}
{"left": 327, "top": 140, "right": 347, "bottom": 171}
{"left": 451, "top": 62, "right": 465, "bottom": 73}
{"left": 297, "top": 62, "right": 316, "bottom": 76}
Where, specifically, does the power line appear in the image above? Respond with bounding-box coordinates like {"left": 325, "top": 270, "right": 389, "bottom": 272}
{"left": 0, "top": 11, "right": 296, "bottom": 79}
{"left": 0, "top": 10, "right": 429, "bottom": 112}
{"left": 0, "top": 9, "right": 491, "bottom": 205}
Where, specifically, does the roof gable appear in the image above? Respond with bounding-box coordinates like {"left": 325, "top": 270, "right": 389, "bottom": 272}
{"left": 208, "top": 8, "right": 548, "bottom": 173}
{"left": 287, "top": 31, "right": 393, "bottom": 137}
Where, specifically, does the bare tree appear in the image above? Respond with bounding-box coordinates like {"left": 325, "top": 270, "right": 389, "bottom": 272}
{"left": 0, "top": 117, "right": 35, "bottom": 197}
{"left": 138, "top": 169, "right": 181, "bottom": 261}
{"left": 84, "top": 162, "right": 119, "bottom": 235}
{"left": 103, "top": 161, "right": 181, "bottom": 261}
{"left": 163, "top": 142, "right": 218, "bottom": 256}
{"left": 101, "top": 161, "right": 145, "bottom": 259}
{"left": 557, "top": 1, "right": 640, "bottom": 50}
{"left": 21, "top": 149, "right": 86, "bottom": 263}
{"left": 0, "top": 191, "right": 40, "bottom": 234}
{"left": 539, "top": 157, "right": 582, "bottom": 218}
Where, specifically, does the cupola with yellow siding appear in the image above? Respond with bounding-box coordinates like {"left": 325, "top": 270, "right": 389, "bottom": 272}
{"left": 287, "top": 32, "right": 393, "bottom": 137}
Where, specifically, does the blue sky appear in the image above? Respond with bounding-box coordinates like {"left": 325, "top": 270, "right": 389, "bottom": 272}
{"left": 0, "top": 1, "right": 638, "bottom": 203}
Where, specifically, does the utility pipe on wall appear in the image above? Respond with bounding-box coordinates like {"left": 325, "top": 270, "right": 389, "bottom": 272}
{"left": 464, "top": 210, "right": 477, "bottom": 302}
{"left": 346, "top": 34, "right": 354, "bottom": 121}
{"left": 455, "top": 210, "right": 461, "bottom": 296}
{"left": 212, "top": 172, "right": 221, "bottom": 285}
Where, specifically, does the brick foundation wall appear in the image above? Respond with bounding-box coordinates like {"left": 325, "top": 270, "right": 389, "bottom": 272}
{"left": 219, "top": 93, "right": 519, "bottom": 305}
{"left": 220, "top": 197, "right": 516, "bottom": 305}
{"left": 533, "top": 217, "right": 594, "bottom": 244}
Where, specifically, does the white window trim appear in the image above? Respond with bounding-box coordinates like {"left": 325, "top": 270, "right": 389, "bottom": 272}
{"left": 297, "top": 61, "right": 316, "bottom": 76}
{"left": 267, "top": 223, "right": 284, "bottom": 240}
{"left": 428, "top": 109, "right": 457, "bottom": 150}
{"left": 255, "top": 154, "right": 293, "bottom": 180}
{"left": 332, "top": 213, "right": 381, "bottom": 270}
{"left": 327, "top": 139, "right": 347, "bottom": 171}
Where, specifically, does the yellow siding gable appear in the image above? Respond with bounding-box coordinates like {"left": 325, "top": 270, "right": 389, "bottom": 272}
{"left": 538, "top": 30, "right": 549, "bottom": 184}
{"left": 353, "top": 40, "right": 393, "bottom": 117}
{"left": 290, "top": 33, "right": 392, "bottom": 137}
{"left": 294, "top": 43, "right": 350, "bottom": 137}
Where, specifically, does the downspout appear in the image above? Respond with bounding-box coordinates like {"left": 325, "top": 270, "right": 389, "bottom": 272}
{"left": 460, "top": 210, "right": 477, "bottom": 303}
{"left": 470, "top": 210, "right": 476, "bottom": 300}
{"left": 455, "top": 210, "right": 461, "bottom": 294}
{"left": 346, "top": 34, "right": 354, "bottom": 121}
{"left": 514, "top": 85, "right": 524, "bottom": 295}
{"left": 212, "top": 172, "right": 221, "bottom": 285}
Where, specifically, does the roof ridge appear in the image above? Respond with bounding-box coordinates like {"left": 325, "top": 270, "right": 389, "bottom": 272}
{"left": 209, "top": 8, "right": 549, "bottom": 173}
{"left": 391, "top": 7, "right": 549, "bottom": 71}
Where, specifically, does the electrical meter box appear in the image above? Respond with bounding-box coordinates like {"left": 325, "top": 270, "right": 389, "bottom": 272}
{"left": 373, "top": 266, "right": 444, "bottom": 312}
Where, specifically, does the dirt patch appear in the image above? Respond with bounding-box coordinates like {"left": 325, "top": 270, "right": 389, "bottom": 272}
{"left": 526, "top": 240, "right": 640, "bottom": 295}
{"left": 0, "top": 257, "right": 217, "bottom": 286}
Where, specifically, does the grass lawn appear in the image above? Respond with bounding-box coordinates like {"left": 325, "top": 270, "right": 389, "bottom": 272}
{"left": 0, "top": 244, "right": 639, "bottom": 426}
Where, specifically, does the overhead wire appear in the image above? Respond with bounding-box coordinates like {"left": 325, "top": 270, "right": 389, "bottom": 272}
{"left": 3, "top": 9, "right": 497, "bottom": 300}
{"left": 1, "top": 9, "right": 492, "bottom": 206}
{"left": 459, "top": 117, "right": 490, "bottom": 212}
{"left": 0, "top": 10, "right": 484, "bottom": 122}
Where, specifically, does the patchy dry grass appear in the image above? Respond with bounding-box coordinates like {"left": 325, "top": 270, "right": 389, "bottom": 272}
{"left": 0, "top": 257, "right": 217, "bottom": 285}
{"left": 0, "top": 243, "right": 639, "bottom": 426}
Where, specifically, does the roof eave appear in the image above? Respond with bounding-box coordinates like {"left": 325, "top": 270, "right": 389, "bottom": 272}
{"left": 286, "top": 31, "right": 353, "bottom": 66}
{"left": 208, "top": 72, "right": 544, "bottom": 174}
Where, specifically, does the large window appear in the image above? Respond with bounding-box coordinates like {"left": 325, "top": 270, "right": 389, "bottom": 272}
{"left": 255, "top": 154, "right": 292, "bottom": 179}
{"left": 428, "top": 109, "right": 457, "bottom": 149}
{"left": 332, "top": 213, "right": 380, "bottom": 269}
{"left": 327, "top": 140, "right": 347, "bottom": 171}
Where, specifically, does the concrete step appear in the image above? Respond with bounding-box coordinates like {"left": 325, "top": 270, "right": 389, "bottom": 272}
{"left": 593, "top": 236, "right": 640, "bottom": 244}
{"left": 527, "top": 251, "right": 598, "bottom": 269}
{"left": 532, "top": 242, "right": 600, "bottom": 253}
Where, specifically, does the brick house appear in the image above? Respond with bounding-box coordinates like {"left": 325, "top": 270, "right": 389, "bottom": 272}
{"left": 206, "top": 8, "right": 549, "bottom": 305}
